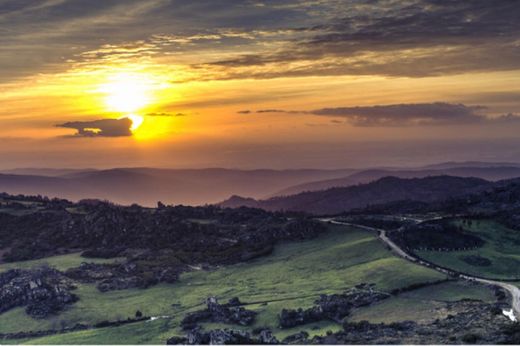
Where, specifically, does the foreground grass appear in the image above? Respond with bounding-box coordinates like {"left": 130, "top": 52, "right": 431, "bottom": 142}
{"left": 416, "top": 219, "right": 520, "bottom": 280}
{"left": 1, "top": 224, "right": 450, "bottom": 344}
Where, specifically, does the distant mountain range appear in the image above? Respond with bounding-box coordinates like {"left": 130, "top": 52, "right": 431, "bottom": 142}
{"left": 0, "top": 167, "right": 355, "bottom": 206}
{"left": 219, "top": 175, "right": 493, "bottom": 215}
{"left": 273, "top": 165, "right": 520, "bottom": 196}
{"left": 1, "top": 162, "right": 520, "bottom": 208}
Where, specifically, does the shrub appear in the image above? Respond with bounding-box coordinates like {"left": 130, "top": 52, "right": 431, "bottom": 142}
{"left": 461, "top": 333, "right": 481, "bottom": 344}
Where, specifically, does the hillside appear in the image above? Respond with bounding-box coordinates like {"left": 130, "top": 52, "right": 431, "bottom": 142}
{"left": 1, "top": 188, "right": 519, "bottom": 344}
{"left": 2, "top": 218, "right": 500, "bottom": 345}
{"left": 274, "top": 166, "right": 520, "bottom": 196}
{"left": 220, "top": 175, "right": 493, "bottom": 215}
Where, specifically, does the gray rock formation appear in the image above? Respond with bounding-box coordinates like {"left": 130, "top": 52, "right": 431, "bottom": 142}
{"left": 181, "top": 297, "right": 257, "bottom": 330}
{"left": 0, "top": 267, "right": 77, "bottom": 318}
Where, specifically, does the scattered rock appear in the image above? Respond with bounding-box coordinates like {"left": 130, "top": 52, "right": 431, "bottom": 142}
{"left": 181, "top": 297, "right": 257, "bottom": 330}
{"left": 0, "top": 267, "right": 77, "bottom": 319}
{"left": 167, "top": 327, "right": 280, "bottom": 345}
{"left": 279, "top": 286, "right": 390, "bottom": 328}
{"left": 282, "top": 331, "right": 309, "bottom": 344}
{"left": 313, "top": 301, "right": 515, "bottom": 344}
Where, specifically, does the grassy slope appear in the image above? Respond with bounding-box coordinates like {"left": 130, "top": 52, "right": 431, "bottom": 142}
{"left": 2, "top": 224, "right": 450, "bottom": 344}
{"left": 417, "top": 219, "right": 520, "bottom": 280}
{"left": 350, "top": 280, "right": 495, "bottom": 324}
{"left": 0, "top": 253, "right": 123, "bottom": 273}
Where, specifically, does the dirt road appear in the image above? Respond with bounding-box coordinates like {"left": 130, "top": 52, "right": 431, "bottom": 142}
{"left": 321, "top": 218, "right": 520, "bottom": 319}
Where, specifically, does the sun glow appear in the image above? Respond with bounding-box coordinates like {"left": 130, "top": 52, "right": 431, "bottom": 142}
{"left": 100, "top": 73, "right": 154, "bottom": 113}
{"left": 123, "top": 114, "right": 145, "bottom": 131}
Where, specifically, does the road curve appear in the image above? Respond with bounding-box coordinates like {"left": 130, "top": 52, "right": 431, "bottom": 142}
{"left": 321, "top": 218, "right": 520, "bottom": 319}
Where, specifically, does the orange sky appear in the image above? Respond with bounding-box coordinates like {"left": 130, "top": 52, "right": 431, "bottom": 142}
{"left": 1, "top": 1, "right": 520, "bottom": 168}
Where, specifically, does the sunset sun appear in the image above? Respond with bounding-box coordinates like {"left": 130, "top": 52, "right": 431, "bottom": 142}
{"left": 123, "top": 113, "right": 144, "bottom": 131}
{"left": 100, "top": 73, "right": 154, "bottom": 113}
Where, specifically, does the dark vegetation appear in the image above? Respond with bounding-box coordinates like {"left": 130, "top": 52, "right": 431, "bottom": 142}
{"left": 389, "top": 220, "right": 485, "bottom": 252}
{"left": 0, "top": 194, "right": 324, "bottom": 266}
{"left": 354, "top": 178, "right": 520, "bottom": 229}
{"left": 460, "top": 255, "right": 493, "bottom": 267}
{"left": 335, "top": 216, "right": 408, "bottom": 230}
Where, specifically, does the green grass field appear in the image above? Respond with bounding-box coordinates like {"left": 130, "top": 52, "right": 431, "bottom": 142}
{"left": 416, "top": 219, "right": 520, "bottom": 280}
{"left": 0, "top": 223, "right": 461, "bottom": 344}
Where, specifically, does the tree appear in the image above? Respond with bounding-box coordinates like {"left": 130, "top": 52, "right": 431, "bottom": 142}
{"left": 135, "top": 310, "right": 143, "bottom": 318}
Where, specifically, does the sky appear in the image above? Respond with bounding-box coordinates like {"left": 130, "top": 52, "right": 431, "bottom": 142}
{"left": 1, "top": 0, "right": 520, "bottom": 169}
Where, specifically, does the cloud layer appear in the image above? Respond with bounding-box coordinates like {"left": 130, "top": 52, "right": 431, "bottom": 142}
{"left": 242, "top": 102, "right": 520, "bottom": 127}
{"left": 2, "top": 1, "right": 520, "bottom": 82}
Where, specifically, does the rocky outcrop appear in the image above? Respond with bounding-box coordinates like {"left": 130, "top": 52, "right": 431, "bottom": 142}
{"left": 167, "top": 327, "right": 280, "bottom": 345}
{"left": 279, "top": 285, "right": 390, "bottom": 328}
{"left": 65, "top": 259, "right": 182, "bottom": 292}
{"left": 282, "top": 331, "right": 310, "bottom": 344}
{"left": 313, "top": 301, "right": 515, "bottom": 344}
{"left": 0, "top": 267, "right": 77, "bottom": 318}
{"left": 181, "top": 297, "right": 257, "bottom": 330}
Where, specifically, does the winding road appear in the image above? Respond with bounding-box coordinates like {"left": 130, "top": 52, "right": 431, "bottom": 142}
{"left": 320, "top": 218, "right": 520, "bottom": 320}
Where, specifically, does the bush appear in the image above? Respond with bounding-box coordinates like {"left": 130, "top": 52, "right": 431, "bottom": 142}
{"left": 461, "top": 333, "right": 481, "bottom": 344}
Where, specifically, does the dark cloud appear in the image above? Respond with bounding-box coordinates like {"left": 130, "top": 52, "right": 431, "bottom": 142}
{"left": 203, "top": 0, "right": 520, "bottom": 79}
{"left": 250, "top": 102, "right": 520, "bottom": 127}
{"left": 57, "top": 118, "right": 132, "bottom": 137}
{"left": 2, "top": 1, "right": 520, "bottom": 82}
{"left": 311, "top": 103, "right": 488, "bottom": 126}
{"left": 238, "top": 109, "right": 302, "bottom": 115}
{"left": 146, "top": 112, "right": 172, "bottom": 117}
{"left": 255, "top": 109, "right": 302, "bottom": 114}
{"left": 0, "top": 0, "right": 314, "bottom": 82}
